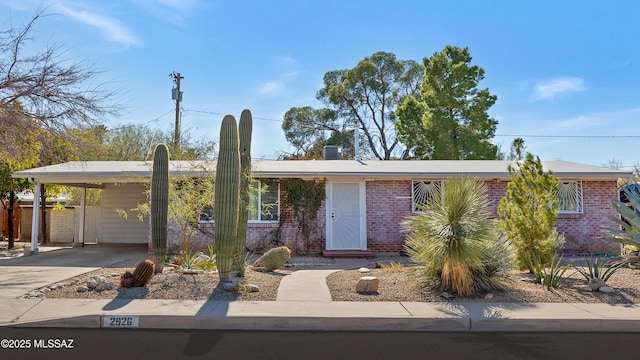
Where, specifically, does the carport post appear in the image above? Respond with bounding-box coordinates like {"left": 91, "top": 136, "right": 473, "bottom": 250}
{"left": 29, "top": 182, "right": 41, "bottom": 255}
{"left": 78, "top": 187, "right": 86, "bottom": 247}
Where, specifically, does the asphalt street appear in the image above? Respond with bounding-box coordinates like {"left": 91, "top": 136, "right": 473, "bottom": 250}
{"left": 1, "top": 328, "right": 638, "bottom": 360}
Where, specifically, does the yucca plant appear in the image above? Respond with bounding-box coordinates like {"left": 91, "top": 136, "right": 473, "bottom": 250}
{"left": 541, "top": 254, "right": 571, "bottom": 289}
{"left": 403, "top": 176, "right": 512, "bottom": 296}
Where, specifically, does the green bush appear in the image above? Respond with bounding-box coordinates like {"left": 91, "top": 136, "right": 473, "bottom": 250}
{"left": 403, "top": 176, "right": 513, "bottom": 296}
{"left": 497, "top": 153, "right": 560, "bottom": 272}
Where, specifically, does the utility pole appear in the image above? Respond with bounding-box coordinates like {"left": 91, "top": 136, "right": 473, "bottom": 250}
{"left": 170, "top": 72, "right": 184, "bottom": 150}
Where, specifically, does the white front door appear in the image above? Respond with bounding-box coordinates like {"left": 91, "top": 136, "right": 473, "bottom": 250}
{"left": 326, "top": 182, "right": 366, "bottom": 250}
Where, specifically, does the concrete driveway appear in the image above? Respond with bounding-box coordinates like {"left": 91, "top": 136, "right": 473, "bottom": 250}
{"left": 0, "top": 244, "right": 148, "bottom": 299}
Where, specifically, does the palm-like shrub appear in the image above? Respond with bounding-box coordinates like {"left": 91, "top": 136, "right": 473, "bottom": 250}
{"left": 403, "top": 176, "right": 513, "bottom": 296}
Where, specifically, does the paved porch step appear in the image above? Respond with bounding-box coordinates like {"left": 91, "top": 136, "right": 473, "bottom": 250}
{"left": 322, "top": 250, "right": 376, "bottom": 259}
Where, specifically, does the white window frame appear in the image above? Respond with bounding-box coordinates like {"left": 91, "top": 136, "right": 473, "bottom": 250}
{"left": 411, "top": 180, "right": 442, "bottom": 212}
{"left": 249, "top": 179, "right": 280, "bottom": 223}
{"left": 198, "top": 179, "right": 280, "bottom": 223}
{"left": 556, "top": 180, "right": 583, "bottom": 214}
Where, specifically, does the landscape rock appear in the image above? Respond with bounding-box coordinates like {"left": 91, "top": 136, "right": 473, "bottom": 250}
{"left": 588, "top": 278, "right": 605, "bottom": 291}
{"left": 76, "top": 286, "right": 88, "bottom": 292}
{"left": 86, "top": 278, "right": 98, "bottom": 289}
{"left": 180, "top": 269, "right": 204, "bottom": 275}
{"left": 94, "top": 276, "right": 107, "bottom": 284}
{"left": 484, "top": 293, "right": 494, "bottom": 300}
{"left": 95, "top": 282, "right": 113, "bottom": 292}
{"left": 23, "top": 291, "right": 44, "bottom": 299}
{"left": 580, "top": 285, "right": 593, "bottom": 292}
{"left": 356, "top": 276, "right": 379, "bottom": 293}
{"left": 358, "top": 267, "right": 371, "bottom": 273}
{"left": 243, "top": 284, "right": 260, "bottom": 293}
{"left": 598, "top": 286, "right": 615, "bottom": 293}
{"left": 223, "top": 281, "right": 240, "bottom": 292}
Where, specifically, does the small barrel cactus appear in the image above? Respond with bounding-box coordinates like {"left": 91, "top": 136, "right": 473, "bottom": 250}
{"left": 119, "top": 271, "right": 134, "bottom": 288}
{"left": 253, "top": 246, "right": 291, "bottom": 272}
{"left": 132, "top": 259, "right": 156, "bottom": 287}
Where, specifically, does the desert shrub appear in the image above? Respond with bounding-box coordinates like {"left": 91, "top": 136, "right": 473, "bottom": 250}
{"left": 497, "top": 153, "right": 561, "bottom": 272}
{"left": 403, "top": 176, "right": 513, "bottom": 296}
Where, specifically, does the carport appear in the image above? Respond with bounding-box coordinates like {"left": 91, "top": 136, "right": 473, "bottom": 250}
{"left": 12, "top": 161, "right": 156, "bottom": 255}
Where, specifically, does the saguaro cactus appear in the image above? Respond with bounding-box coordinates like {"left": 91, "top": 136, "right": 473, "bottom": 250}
{"left": 151, "top": 143, "right": 170, "bottom": 273}
{"left": 215, "top": 115, "right": 241, "bottom": 282}
{"left": 234, "top": 109, "right": 253, "bottom": 274}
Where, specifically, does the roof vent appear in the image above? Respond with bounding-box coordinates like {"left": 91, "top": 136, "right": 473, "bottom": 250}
{"left": 323, "top": 146, "right": 343, "bottom": 160}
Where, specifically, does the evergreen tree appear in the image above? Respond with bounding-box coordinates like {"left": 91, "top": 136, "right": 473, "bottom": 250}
{"left": 497, "top": 153, "right": 561, "bottom": 272}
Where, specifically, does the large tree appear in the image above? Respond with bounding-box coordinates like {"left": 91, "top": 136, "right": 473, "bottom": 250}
{"left": 104, "top": 125, "right": 216, "bottom": 161}
{"left": 396, "top": 46, "right": 499, "bottom": 159}
{"left": 284, "top": 51, "right": 423, "bottom": 160}
{"left": 0, "top": 9, "right": 120, "bottom": 164}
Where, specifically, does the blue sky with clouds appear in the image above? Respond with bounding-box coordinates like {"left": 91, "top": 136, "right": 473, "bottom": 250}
{"left": 2, "top": 0, "right": 639, "bottom": 168}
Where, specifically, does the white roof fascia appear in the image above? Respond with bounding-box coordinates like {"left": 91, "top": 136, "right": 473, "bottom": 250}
{"left": 12, "top": 159, "right": 632, "bottom": 184}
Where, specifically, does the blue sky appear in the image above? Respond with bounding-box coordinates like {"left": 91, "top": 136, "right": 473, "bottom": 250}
{"left": 2, "top": 0, "right": 640, "bottom": 169}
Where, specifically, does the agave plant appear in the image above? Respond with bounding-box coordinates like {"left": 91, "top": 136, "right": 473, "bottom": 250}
{"left": 603, "top": 184, "right": 640, "bottom": 268}
{"left": 573, "top": 256, "right": 623, "bottom": 283}
{"left": 402, "top": 176, "right": 513, "bottom": 296}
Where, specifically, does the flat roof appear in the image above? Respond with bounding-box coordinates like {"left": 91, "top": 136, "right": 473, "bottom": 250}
{"left": 12, "top": 159, "right": 632, "bottom": 185}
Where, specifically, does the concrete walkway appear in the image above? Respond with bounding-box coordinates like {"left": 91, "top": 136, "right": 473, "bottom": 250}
{"left": 276, "top": 258, "right": 369, "bottom": 301}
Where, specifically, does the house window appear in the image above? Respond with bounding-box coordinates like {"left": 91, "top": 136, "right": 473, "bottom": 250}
{"left": 198, "top": 180, "right": 280, "bottom": 222}
{"left": 249, "top": 180, "right": 279, "bottom": 222}
{"left": 412, "top": 180, "right": 441, "bottom": 212}
{"left": 556, "top": 180, "right": 582, "bottom": 213}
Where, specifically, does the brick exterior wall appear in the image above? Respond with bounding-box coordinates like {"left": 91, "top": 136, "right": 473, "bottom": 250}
{"left": 157, "top": 178, "right": 623, "bottom": 256}
{"left": 163, "top": 180, "right": 327, "bottom": 255}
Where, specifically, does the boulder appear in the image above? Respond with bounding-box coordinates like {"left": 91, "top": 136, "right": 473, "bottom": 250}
{"left": 580, "top": 285, "right": 593, "bottom": 292}
{"left": 588, "top": 278, "right": 605, "bottom": 291}
{"left": 86, "top": 278, "right": 98, "bottom": 289}
{"left": 598, "top": 286, "right": 615, "bottom": 293}
{"left": 76, "top": 286, "right": 89, "bottom": 292}
{"left": 95, "top": 282, "right": 113, "bottom": 292}
{"left": 243, "top": 284, "right": 260, "bottom": 293}
{"left": 356, "top": 276, "right": 379, "bottom": 293}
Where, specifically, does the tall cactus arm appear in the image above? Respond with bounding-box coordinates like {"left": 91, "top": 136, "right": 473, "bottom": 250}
{"left": 151, "top": 143, "right": 170, "bottom": 273}
{"left": 234, "top": 109, "right": 253, "bottom": 273}
{"left": 215, "top": 115, "right": 241, "bottom": 282}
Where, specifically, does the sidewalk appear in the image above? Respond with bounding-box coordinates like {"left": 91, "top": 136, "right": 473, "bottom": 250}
{"left": 2, "top": 299, "right": 640, "bottom": 332}
{"left": 1, "top": 246, "right": 639, "bottom": 332}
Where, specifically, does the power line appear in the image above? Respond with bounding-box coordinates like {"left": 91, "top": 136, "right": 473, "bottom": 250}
{"left": 106, "top": 109, "right": 175, "bottom": 132}
{"left": 496, "top": 134, "right": 640, "bottom": 138}
{"left": 183, "top": 109, "right": 283, "bottom": 122}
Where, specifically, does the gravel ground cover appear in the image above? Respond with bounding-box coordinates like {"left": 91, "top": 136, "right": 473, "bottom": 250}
{"left": 5, "top": 244, "right": 639, "bottom": 304}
